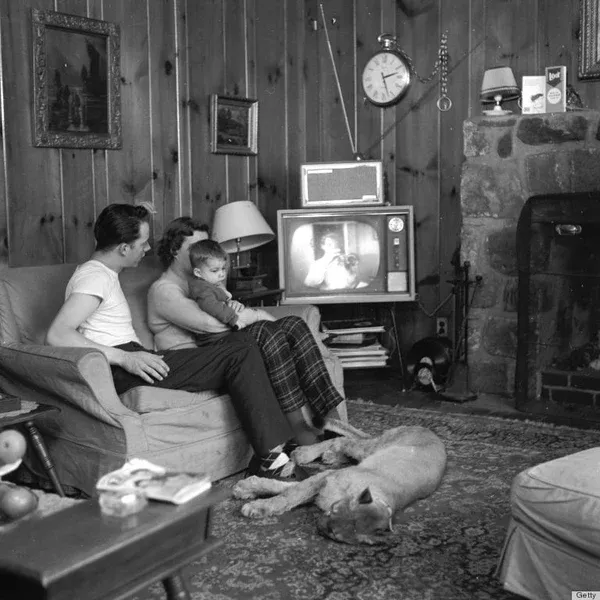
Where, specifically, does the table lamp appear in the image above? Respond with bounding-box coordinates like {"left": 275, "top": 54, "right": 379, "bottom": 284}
{"left": 211, "top": 200, "right": 275, "bottom": 291}
{"left": 480, "top": 66, "right": 520, "bottom": 116}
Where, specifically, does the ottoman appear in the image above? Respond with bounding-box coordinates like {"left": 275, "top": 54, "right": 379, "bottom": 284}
{"left": 497, "top": 447, "right": 600, "bottom": 599}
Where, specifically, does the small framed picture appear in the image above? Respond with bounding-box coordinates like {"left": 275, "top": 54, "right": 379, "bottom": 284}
{"left": 210, "top": 95, "right": 258, "bottom": 156}
{"left": 31, "top": 9, "right": 121, "bottom": 149}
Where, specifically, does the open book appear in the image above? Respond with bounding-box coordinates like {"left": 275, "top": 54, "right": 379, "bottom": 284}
{"left": 96, "top": 458, "right": 211, "bottom": 505}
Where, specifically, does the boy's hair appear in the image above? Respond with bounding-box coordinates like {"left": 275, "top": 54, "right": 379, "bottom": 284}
{"left": 94, "top": 204, "right": 150, "bottom": 251}
{"left": 156, "top": 217, "right": 209, "bottom": 269}
{"left": 189, "top": 239, "right": 229, "bottom": 269}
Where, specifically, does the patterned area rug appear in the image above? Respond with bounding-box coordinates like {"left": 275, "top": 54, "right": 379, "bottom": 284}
{"left": 126, "top": 400, "right": 600, "bottom": 600}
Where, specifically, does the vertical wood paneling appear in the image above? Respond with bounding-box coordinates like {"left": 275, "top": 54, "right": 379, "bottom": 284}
{"left": 255, "top": 1, "right": 287, "bottom": 277}
{"left": 188, "top": 0, "right": 225, "bottom": 225}
{"left": 285, "top": 0, "right": 308, "bottom": 208}
{"left": 317, "top": 0, "right": 356, "bottom": 160}
{"left": 438, "top": 0, "right": 471, "bottom": 317}
{"left": 88, "top": 0, "right": 109, "bottom": 216}
{"left": 4, "top": 0, "right": 63, "bottom": 266}
{"left": 148, "top": 0, "right": 179, "bottom": 235}
{"left": 355, "top": 0, "right": 385, "bottom": 162}
{"left": 224, "top": 0, "right": 251, "bottom": 204}
{"left": 394, "top": 3, "right": 440, "bottom": 346}
{"left": 103, "top": 0, "right": 152, "bottom": 210}
{"left": 58, "top": 0, "right": 96, "bottom": 262}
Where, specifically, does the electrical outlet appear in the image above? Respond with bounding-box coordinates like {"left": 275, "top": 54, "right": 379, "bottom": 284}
{"left": 436, "top": 317, "right": 448, "bottom": 337}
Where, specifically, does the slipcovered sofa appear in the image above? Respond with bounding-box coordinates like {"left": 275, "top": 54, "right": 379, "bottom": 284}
{"left": 0, "top": 259, "right": 345, "bottom": 497}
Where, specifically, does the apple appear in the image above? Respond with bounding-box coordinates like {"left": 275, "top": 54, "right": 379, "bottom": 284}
{"left": 0, "top": 485, "right": 38, "bottom": 521}
{"left": 0, "top": 429, "right": 27, "bottom": 465}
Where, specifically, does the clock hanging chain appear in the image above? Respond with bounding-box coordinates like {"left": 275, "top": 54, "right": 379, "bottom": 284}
{"left": 378, "top": 31, "right": 451, "bottom": 112}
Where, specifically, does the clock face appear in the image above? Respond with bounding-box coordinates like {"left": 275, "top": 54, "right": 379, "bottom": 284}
{"left": 361, "top": 51, "right": 411, "bottom": 107}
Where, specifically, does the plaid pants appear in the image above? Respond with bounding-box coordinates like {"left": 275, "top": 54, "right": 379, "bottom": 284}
{"left": 245, "top": 316, "right": 343, "bottom": 418}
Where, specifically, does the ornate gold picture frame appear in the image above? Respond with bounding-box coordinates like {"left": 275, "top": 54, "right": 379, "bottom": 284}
{"left": 31, "top": 9, "right": 122, "bottom": 149}
{"left": 579, "top": 0, "right": 600, "bottom": 80}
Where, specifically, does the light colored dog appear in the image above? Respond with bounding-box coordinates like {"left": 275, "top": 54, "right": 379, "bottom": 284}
{"left": 233, "top": 421, "right": 447, "bottom": 545}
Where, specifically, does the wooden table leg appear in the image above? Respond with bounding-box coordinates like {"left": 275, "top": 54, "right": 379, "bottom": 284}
{"left": 162, "top": 571, "right": 191, "bottom": 600}
{"left": 24, "top": 420, "right": 66, "bottom": 497}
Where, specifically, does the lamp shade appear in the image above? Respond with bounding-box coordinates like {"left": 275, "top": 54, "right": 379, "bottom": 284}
{"left": 480, "top": 66, "right": 520, "bottom": 103}
{"left": 211, "top": 201, "right": 275, "bottom": 253}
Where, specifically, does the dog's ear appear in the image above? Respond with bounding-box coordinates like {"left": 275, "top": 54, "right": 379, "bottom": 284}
{"left": 358, "top": 488, "right": 373, "bottom": 504}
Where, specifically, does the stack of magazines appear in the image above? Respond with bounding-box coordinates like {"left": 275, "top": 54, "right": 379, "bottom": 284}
{"left": 96, "top": 458, "right": 212, "bottom": 505}
{"left": 322, "top": 319, "right": 389, "bottom": 369}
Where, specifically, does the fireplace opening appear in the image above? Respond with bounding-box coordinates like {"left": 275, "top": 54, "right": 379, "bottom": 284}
{"left": 516, "top": 191, "right": 600, "bottom": 422}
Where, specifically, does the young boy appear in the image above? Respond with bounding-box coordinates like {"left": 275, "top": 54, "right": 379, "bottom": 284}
{"left": 188, "top": 239, "right": 276, "bottom": 335}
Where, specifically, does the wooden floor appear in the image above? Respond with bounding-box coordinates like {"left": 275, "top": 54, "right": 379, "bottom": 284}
{"left": 343, "top": 367, "right": 600, "bottom": 430}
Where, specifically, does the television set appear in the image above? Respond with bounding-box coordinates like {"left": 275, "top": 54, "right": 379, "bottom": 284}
{"left": 277, "top": 206, "right": 416, "bottom": 304}
{"left": 300, "top": 160, "right": 383, "bottom": 207}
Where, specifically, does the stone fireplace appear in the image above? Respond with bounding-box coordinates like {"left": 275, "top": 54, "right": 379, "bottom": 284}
{"left": 460, "top": 110, "right": 600, "bottom": 421}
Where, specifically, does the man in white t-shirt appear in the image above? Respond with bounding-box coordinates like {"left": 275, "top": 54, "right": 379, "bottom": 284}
{"left": 46, "top": 204, "right": 303, "bottom": 480}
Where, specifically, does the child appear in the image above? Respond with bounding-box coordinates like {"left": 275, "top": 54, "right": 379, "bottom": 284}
{"left": 188, "top": 239, "right": 276, "bottom": 334}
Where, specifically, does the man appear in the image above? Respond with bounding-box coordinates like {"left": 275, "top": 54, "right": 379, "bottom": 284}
{"left": 46, "top": 203, "right": 300, "bottom": 479}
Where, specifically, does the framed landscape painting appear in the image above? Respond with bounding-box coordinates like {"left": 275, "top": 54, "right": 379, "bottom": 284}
{"left": 210, "top": 95, "right": 258, "bottom": 156}
{"left": 579, "top": 0, "right": 600, "bottom": 80}
{"left": 31, "top": 9, "right": 122, "bottom": 149}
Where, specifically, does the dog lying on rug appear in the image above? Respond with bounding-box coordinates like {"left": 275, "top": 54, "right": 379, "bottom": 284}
{"left": 233, "top": 420, "right": 447, "bottom": 545}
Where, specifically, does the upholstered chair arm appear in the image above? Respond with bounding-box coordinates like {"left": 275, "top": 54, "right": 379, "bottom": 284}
{"left": 0, "top": 343, "right": 132, "bottom": 426}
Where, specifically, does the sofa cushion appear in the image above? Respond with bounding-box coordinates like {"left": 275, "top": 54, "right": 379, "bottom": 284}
{"left": 120, "top": 386, "right": 222, "bottom": 414}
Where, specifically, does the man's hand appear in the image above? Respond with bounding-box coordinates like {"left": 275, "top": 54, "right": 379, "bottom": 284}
{"left": 118, "top": 350, "right": 170, "bottom": 384}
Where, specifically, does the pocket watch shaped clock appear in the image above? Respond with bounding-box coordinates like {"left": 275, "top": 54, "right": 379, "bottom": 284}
{"left": 362, "top": 34, "right": 412, "bottom": 107}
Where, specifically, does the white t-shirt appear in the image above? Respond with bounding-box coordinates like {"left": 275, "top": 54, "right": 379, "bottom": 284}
{"left": 66, "top": 260, "right": 141, "bottom": 347}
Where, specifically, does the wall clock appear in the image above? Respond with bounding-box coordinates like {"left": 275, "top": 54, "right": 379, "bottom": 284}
{"left": 361, "top": 34, "right": 412, "bottom": 107}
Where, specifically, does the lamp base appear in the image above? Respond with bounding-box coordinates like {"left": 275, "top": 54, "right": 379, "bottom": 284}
{"left": 483, "top": 108, "right": 512, "bottom": 116}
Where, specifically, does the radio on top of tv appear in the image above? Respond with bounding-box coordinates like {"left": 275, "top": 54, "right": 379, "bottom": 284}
{"left": 301, "top": 160, "right": 383, "bottom": 207}
{"left": 277, "top": 205, "right": 415, "bottom": 305}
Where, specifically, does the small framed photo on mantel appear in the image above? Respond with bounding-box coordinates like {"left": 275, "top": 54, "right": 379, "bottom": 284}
{"left": 210, "top": 95, "right": 258, "bottom": 156}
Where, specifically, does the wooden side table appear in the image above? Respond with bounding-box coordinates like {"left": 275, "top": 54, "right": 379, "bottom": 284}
{"left": 0, "top": 401, "right": 65, "bottom": 497}
{"left": 0, "top": 487, "right": 230, "bottom": 600}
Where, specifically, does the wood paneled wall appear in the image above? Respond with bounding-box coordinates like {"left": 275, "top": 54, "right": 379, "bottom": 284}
{"left": 0, "top": 0, "right": 597, "bottom": 343}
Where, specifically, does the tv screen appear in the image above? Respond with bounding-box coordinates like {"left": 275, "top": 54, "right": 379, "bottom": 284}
{"left": 277, "top": 206, "right": 415, "bottom": 304}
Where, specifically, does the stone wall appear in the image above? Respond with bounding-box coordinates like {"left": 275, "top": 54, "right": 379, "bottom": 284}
{"left": 460, "top": 110, "right": 600, "bottom": 396}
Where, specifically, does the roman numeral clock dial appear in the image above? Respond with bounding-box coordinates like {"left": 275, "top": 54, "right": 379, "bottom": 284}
{"left": 362, "top": 35, "right": 412, "bottom": 108}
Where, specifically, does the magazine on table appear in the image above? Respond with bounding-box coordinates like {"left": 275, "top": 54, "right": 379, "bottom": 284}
{"left": 96, "top": 458, "right": 212, "bottom": 505}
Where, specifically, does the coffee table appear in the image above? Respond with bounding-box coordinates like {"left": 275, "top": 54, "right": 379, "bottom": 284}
{"left": 0, "top": 401, "right": 65, "bottom": 497}
{"left": 0, "top": 486, "right": 230, "bottom": 599}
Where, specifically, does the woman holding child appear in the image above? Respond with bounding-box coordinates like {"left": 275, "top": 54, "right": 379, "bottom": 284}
{"left": 146, "top": 217, "right": 345, "bottom": 451}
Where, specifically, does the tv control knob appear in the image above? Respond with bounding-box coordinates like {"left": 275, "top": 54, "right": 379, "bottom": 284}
{"left": 388, "top": 217, "right": 404, "bottom": 232}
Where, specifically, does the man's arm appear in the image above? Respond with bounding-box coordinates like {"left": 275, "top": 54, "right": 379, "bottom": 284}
{"left": 46, "top": 293, "right": 169, "bottom": 385}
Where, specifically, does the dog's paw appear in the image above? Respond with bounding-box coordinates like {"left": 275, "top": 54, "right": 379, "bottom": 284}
{"left": 321, "top": 448, "right": 345, "bottom": 465}
{"left": 241, "top": 499, "right": 281, "bottom": 518}
{"left": 291, "top": 445, "right": 323, "bottom": 465}
{"left": 232, "top": 476, "right": 261, "bottom": 500}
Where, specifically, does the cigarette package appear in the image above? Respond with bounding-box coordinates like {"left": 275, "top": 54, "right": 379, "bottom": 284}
{"left": 545, "top": 66, "right": 567, "bottom": 113}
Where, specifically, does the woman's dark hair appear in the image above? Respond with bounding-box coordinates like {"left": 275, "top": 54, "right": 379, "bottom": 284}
{"left": 156, "top": 216, "right": 209, "bottom": 269}
{"left": 94, "top": 204, "right": 150, "bottom": 251}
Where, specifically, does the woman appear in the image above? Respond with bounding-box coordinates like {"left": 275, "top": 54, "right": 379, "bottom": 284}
{"left": 147, "top": 217, "right": 344, "bottom": 448}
